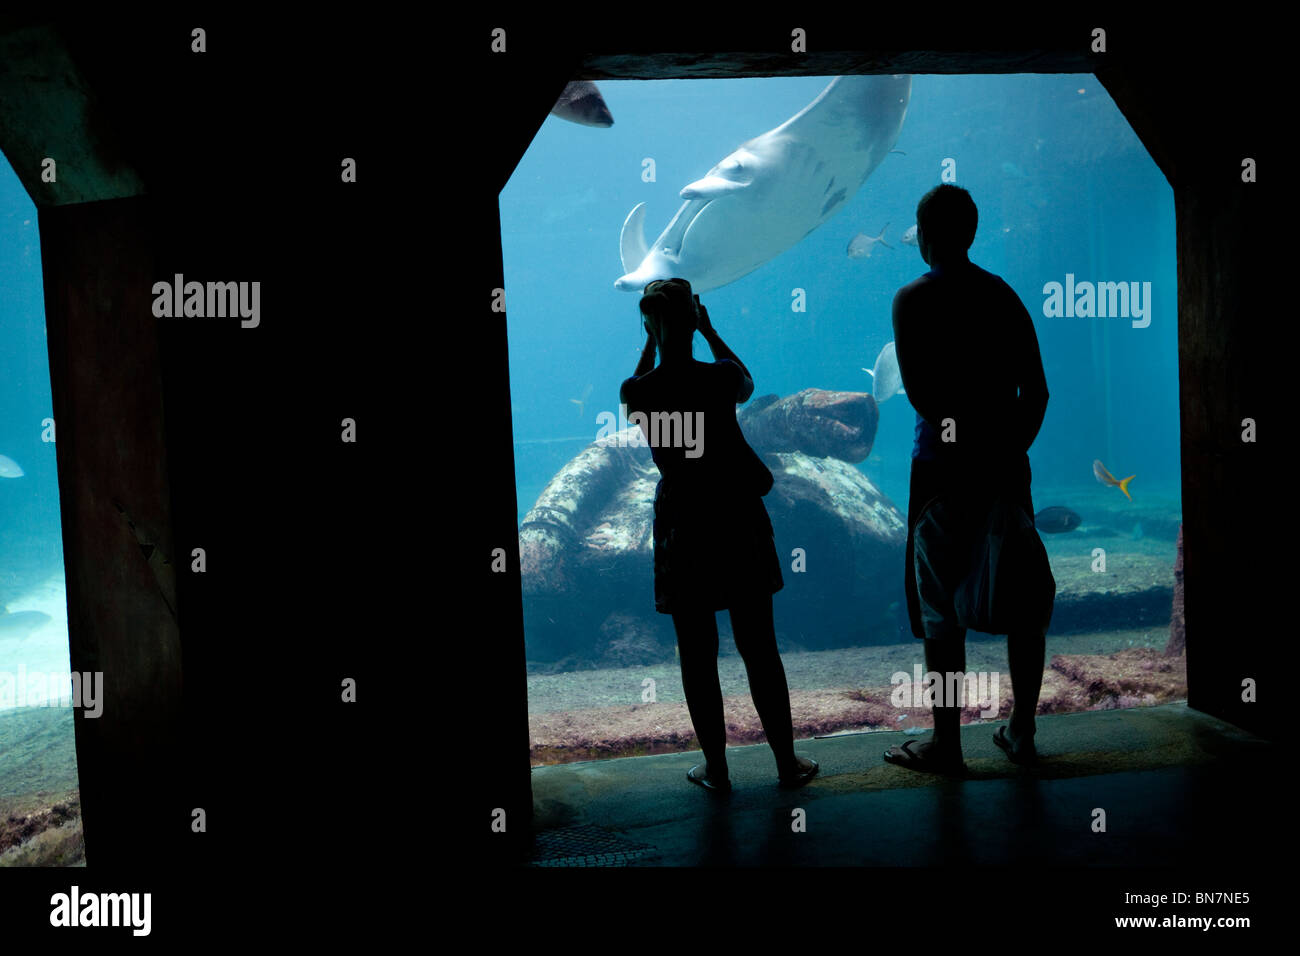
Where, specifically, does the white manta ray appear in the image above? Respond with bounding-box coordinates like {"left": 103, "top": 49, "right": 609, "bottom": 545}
{"left": 616, "top": 74, "right": 911, "bottom": 294}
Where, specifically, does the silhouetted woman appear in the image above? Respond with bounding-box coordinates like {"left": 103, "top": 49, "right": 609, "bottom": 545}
{"left": 619, "top": 278, "right": 818, "bottom": 792}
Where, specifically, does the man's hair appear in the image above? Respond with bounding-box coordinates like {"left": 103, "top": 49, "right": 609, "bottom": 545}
{"left": 916, "top": 184, "right": 978, "bottom": 254}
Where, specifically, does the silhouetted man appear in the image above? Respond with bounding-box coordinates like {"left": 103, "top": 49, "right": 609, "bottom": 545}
{"left": 884, "top": 185, "right": 1050, "bottom": 772}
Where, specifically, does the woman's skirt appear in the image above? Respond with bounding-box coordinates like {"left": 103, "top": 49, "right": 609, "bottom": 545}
{"left": 652, "top": 487, "right": 784, "bottom": 615}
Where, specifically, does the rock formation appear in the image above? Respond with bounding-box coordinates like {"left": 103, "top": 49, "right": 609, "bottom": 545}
{"left": 737, "top": 389, "right": 877, "bottom": 462}
{"left": 518, "top": 388, "right": 904, "bottom": 667}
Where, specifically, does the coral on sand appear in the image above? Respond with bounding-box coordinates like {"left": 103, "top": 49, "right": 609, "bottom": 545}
{"left": 0, "top": 790, "right": 83, "bottom": 866}
{"left": 529, "top": 647, "right": 1187, "bottom": 765}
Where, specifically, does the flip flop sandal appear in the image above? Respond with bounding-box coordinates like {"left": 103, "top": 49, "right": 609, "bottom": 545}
{"left": 688, "top": 764, "right": 732, "bottom": 792}
{"left": 778, "top": 758, "right": 820, "bottom": 788}
{"left": 993, "top": 726, "right": 1038, "bottom": 765}
{"left": 883, "top": 739, "right": 965, "bottom": 775}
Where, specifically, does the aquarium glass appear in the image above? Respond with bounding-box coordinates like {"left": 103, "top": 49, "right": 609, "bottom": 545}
{"left": 502, "top": 74, "right": 1181, "bottom": 767}
{"left": 0, "top": 148, "right": 82, "bottom": 862}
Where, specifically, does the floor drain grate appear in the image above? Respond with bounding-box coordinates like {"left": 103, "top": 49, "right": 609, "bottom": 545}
{"left": 529, "top": 824, "right": 658, "bottom": 867}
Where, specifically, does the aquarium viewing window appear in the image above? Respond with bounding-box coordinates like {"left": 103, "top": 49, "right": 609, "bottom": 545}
{"left": 501, "top": 73, "right": 1181, "bottom": 769}
{"left": 0, "top": 147, "right": 82, "bottom": 864}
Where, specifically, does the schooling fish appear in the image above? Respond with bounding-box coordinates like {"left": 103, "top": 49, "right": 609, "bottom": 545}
{"left": 901, "top": 224, "right": 918, "bottom": 246}
{"left": 0, "top": 609, "right": 52, "bottom": 642}
{"left": 847, "top": 223, "right": 892, "bottom": 259}
{"left": 0, "top": 454, "right": 24, "bottom": 478}
{"left": 550, "top": 81, "right": 614, "bottom": 128}
{"left": 1034, "top": 506, "right": 1082, "bottom": 533}
{"left": 1093, "top": 459, "right": 1135, "bottom": 501}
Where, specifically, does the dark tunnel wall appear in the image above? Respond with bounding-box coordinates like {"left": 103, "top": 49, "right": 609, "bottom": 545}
{"left": 1, "top": 17, "right": 396, "bottom": 878}
{"left": 39, "top": 197, "right": 183, "bottom": 864}
{"left": 0, "top": 16, "right": 1274, "bottom": 877}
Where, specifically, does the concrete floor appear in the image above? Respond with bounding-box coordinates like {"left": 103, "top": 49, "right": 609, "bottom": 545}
{"left": 526, "top": 702, "right": 1279, "bottom": 867}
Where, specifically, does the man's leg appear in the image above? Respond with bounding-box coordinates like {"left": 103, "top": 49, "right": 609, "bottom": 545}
{"left": 926, "top": 627, "right": 967, "bottom": 756}
{"left": 1005, "top": 627, "right": 1046, "bottom": 753}
{"left": 1007, "top": 457, "right": 1046, "bottom": 754}
{"left": 884, "top": 623, "right": 967, "bottom": 770}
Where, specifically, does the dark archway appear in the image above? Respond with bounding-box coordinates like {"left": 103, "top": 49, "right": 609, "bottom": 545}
{"left": 0, "top": 15, "right": 1271, "bottom": 875}
{"left": 470, "top": 20, "right": 1270, "bottom": 862}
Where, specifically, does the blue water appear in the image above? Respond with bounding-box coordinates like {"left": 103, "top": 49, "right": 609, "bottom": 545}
{"left": 501, "top": 73, "right": 1183, "bottom": 760}
{"left": 1, "top": 149, "right": 80, "bottom": 843}
{"left": 0, "top": 148, "right": 74, "bottom": 706}
{"left": 0, "top": 150, "right": 65, "bottom": 583}
{"left": 502, "top": 75, "right": 1178, "bottom": 527}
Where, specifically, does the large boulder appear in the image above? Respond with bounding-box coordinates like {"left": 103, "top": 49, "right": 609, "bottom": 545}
{"left": 518, "top": 389, "right": 905, "bottom": 669}
{"left": 738, "top": 389, "right": 878, "bottom": 462}
{"left": 761, "top": 450, "right": 907, "bottom": 649}
{"left": 518, "top": 431, "right": 662, "bottom": 667}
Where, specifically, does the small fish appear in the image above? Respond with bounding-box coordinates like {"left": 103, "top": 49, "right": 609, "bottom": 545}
{"left": 550, "top": 81, "right": 614, "bottom": 128}
{"left": 901, "top": 224, "right": 918, "bottom": 247}
{"left": 0, "top": 454, "right": 24, "bottom": 478}
{"left": 569, "top": 383, "right": 594, "bottom": 418}
{"left": 863, "top": 341, "right": 905, "bottom": 403}
{"left": 1131, "top": 522, "right": 1144, "bottom": 540}
{"left": 1093, "top": 459, "right": 1136, "bottom": 501}
{"left": 0, "top": 608, "right": 52, "bottom": 642}
{"left": 846, "top": 223, "right": 892, "bottom": 259}
{"left": 1034, "top": 506, "right": 1082, "bottom": 533}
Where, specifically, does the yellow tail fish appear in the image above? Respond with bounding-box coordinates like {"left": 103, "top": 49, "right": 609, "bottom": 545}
{"left": 1093, "top": 459, "right": 1135, "bottom": 501}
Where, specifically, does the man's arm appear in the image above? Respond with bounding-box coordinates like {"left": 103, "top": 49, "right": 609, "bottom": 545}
{"left": 892, "top": 285, "right": 945, "bottom": 426}
{"left": 1009, "top": 289, "right": 1049, "bottom": 453}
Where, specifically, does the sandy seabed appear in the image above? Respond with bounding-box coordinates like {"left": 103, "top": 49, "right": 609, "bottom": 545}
{"left": 0, "top": 572, "right": 84, "bottom": 865}
{"left": 525, "top": 482, "right": 1185, "bottom": 764}
{"left": 527, "top": 627, "right": 1185, "bottom": 765}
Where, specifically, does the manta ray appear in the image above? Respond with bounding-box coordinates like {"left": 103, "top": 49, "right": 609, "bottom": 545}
{"left": 616, "top": 74, "right": 911, "bottom": 294}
